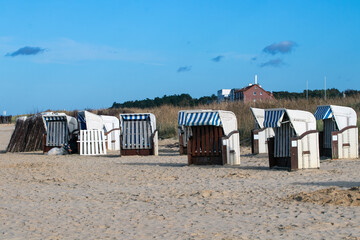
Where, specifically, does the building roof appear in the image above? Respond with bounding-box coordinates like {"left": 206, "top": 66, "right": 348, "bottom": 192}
{"left": 233, "top": 84, "right": 273, "bottom": 97}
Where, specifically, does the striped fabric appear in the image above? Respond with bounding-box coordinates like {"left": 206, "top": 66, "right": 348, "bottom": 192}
{"left": 43, "top": 115, "right": 67, "bottom": 128}
{"left": 314, "top": 106, "right": 333, "bottom": 120}
{"left": 264, "top": 109, "right": 285, "bottom": 128}
{"left": 121, "top": 114, "right": 149, "bottom": 120}
{"left": 43, "top": 115, "right": 67, "bottom": 122}
{"left": 184, "top": 112, "right": 221, "bottom": 126}
{"left": 78, "top": 113, "right": 87, "bottom": 130}
{"left": 178, "top": 111, "right": 186, "bottom": 125}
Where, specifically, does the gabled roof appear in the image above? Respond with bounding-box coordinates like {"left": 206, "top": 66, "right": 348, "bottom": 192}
{"left": 233, "top": 84, "right": 273, "bottom": 97}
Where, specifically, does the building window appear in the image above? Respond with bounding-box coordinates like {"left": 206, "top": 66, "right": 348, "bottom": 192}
{"left": 255, "top": 86, "right": 257, "bottom": 89}
{"left": 260, "top": 92, "right": 263, "bottom": 95}
{"left": 253, "top": 92, "right": 256, "bottom": 95}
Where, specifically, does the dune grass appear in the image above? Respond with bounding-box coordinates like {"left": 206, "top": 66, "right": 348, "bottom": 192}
{"left": 12, "top": 95, "right": 360, "bottom": 145}
{"left": 85, "top": 95, "right": 360, "bottom": 145}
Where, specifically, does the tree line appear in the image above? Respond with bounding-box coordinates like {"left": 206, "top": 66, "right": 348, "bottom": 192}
{"left": 111, "top": 94, "right": 217, "bottom": 109}
{"left": 111, "top": 89, "right": 360, "bottom": 109}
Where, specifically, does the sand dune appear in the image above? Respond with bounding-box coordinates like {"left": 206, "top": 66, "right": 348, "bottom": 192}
{"left": 1, "top": 124, "right": 360, "bottom": 239}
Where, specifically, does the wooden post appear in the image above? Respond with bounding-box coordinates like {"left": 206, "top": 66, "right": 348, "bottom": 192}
{"left": 318, "top": 131, "right": 324, "bottom": 157}
{"left": 43, "top": 134, "right": 46, "bottom": 153}
{"left": 332, "top": 132, "right": 339, "bottom": 159}
{"left": 179, "top": 133, "right": 184, "bottom": 155}
{"left": 222, "top": 140, "right": 227, "bottom": 165}
{"left": 290, "top": 138, "right": 298, "bottom": 171}
{"left": 252, "top": 129, "right": 259, "bottom": 154}
{"left": 267, "top": 137, "right": 275, "bottom": 168}
{"left": 187, "top": 139, "right": 192, "bottom": 165}
{"left": 119, "top": 132, "right": 123, "bottom": 157}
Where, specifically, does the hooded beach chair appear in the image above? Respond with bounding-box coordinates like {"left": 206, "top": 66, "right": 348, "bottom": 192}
{"left": 0, "top": 115, "right": 12, "bottom": 124}
{"left": 77, "top": 111, "right": 107, "bottom": 155}
{"left": 7, "top": 115, "right": 45, "bottom": 152}
{"left": 178, "top": 110, "right": 212, "bottom": 155}
{"left": 183, "top": 110, "right": 240, "bottom": 165}
{"left": 264, "top": 108, "right": 320, "bottom": 170}
{"left": 250, "top": 107, "right": 275, "bottom": 154}
{"left": 314, "top": 105, "right": 358, "bottom": 159}
{"left": 119, "top": 113, "right": 158, "bottom": 156}
{"left": 42, "top": 113, "right": 78, "bottom": 153}
{"left": 100, "top": 115, "right": 121, "bottom": 151}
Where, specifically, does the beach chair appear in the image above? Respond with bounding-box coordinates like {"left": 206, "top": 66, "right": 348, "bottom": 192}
{"left": 178, "top": 110, "right": 212, "bottom": 154}
{"left": 7, "top": 115, "right": 45, "bottom": 152}
{"left": 42, "top": 113, "right": 78, "bottom": 153}
{"left": 314, "top": 105, "right": 358, "bottom": 159}
{"left": 101, "top": 115, "right": 121, "bottom": 151}
{"left": 119, "top": 113, "right": 158, "bottom": 156}
{"left": 250, "top": 107, "right": 274, "bottom": 154}
{"left": 264, "top": 108, "right": 320, "bottom": 170}
{"left": 183, "top": 110, "right": 240, "bottom": 165}
{"left": 77, "top": 111, "right": 107, "bottom": 155}
{"left": 0, "top": 115, "right": 12, "bottom": 124}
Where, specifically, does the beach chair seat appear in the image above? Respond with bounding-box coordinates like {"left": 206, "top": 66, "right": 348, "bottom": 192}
{"left": 183, "top": 110, "right": 240, "bottom": 165}
{"left": 265, "top": 108, "right": 320, "bottom": 170}
{"left": 250, "top": 107, "right": 274, "bottom": 154}
{"left": 42, "top": 114, "right": 78, "bottom": 153}
{"left": 119, "top": 113, "right": 158, "bottom": 156}
{"left": 314, "top": 105, "right": 358, "bottom": 159}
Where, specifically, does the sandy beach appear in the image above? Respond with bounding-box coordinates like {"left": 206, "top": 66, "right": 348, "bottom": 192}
{"left": 1, "top": 124, "right": 360, "bottom": 239}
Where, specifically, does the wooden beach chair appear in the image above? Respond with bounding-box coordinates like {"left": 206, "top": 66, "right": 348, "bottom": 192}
{"left": 265, "top": 108, "right": 320, "bottom": 170}
{"left": 42, "top": 113, "right": 78, "bottom": 153}
{"left": 77, "top": 111, "right": 107, "bottom": 155}
{"left": 250, "top": 107, "right": 274, "bottom": 154}
{"left": 178, "top": 110, "right": 212, "bottom": 155}
{"left": 183, "top": 110, "right": 240, "bottom": 165}
{"left": 119, "top": 113, "right": 158, "bottom": 156}
{"left": 101, "top": 115, "right": 121, "bottom": 151}
{"left": 314, "top": 105, "right": 358, "bottom": 159}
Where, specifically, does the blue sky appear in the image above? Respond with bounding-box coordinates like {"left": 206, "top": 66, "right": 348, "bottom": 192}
{"left": 1, "top": 0, "right": 360, "bottom": 115}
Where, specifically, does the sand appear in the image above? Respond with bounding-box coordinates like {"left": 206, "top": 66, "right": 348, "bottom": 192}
{"left": 1, "top": 124, "right": 360, "bottom": 239}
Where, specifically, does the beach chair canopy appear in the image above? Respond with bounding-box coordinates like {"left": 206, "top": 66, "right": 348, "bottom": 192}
{"left": 314, "top": 105, "right": 357, "bottom": 131}
{"left": 100, "top": 115, "right": 120, "bottom": 132}
{"left": 178, "top": 110, "right": 213, "bottom": 126}
{"left": 42, "top": 113, "right": 78, "bottom": 134}
{"left": 183, "top": 110, "right": 237, "bottom": 136}
{"left": 250, "top": 107, "right": 266, "bottom": 129}
{"left": 119, "top": 113, "right": 156, "bottom": 133}
{"left": 264, "top": 108, "right": 316, "bottom": 136}
{"left": 78, "top": 111, "right": 104, "bottom": 130}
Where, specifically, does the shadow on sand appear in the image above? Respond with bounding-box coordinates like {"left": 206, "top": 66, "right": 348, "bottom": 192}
{"left": 292, "top": 181, "right": 360, "bottom": 188}
{"left": 120, "top": 162, "right": 187, "bottom": 168}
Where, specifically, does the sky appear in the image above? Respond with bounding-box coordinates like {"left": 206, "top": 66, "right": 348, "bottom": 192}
{"left": 1, "top": 0, "right": 360, "bottom": 115}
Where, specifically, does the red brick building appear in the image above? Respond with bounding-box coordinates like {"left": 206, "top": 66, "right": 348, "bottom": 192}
{"left": 230, "top": 84, "right": 274, "bottom": 103}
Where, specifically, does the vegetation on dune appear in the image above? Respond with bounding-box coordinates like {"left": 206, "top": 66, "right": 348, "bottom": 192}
{"left": 92, "top": 94, "right": 360, "bottom": 145}
{"left": 111, "top": 94, "right": 218, "bottom": 109}
{"left": 110, "top": 89, "right": 360, "bottom": 110}
{"left": 10, "top": 89, "right": 360, "bottom": 145}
